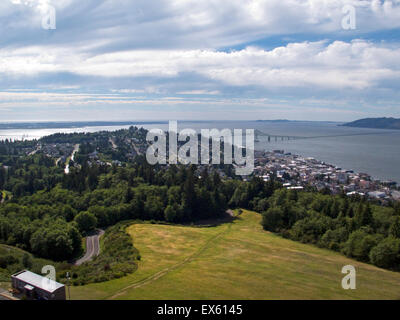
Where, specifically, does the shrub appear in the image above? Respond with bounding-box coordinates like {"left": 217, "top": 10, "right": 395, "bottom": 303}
{"left": 319, "top": 227, "right": 349, "bottom": 251}
{"left": 369, "top": 237, "right": 400, "bottom": 269}
{"left": 343, "top": 229, "right": 383, "bottom": 262}
{"left": 0, "top": 254, "right": 19, "bottom": 268}
{"left": 261, "top": 207, "right": 284, "bottom": 232}
{"left": 74, "top": 211, "right": 98, "bottom": 234}
{"left": 22, "top": 253, "right": 33, "bottom": 269}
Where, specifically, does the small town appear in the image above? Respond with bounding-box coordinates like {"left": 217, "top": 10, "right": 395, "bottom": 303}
{"left": 8, "top": 135, "right": 400, "bottom": 205}
{"left": 253, "top": 150, "right": 400, "bottom": 202}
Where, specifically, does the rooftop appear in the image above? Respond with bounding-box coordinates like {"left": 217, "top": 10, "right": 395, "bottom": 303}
{"left": 12, "top": 270, "right": 64, "bottom": 293}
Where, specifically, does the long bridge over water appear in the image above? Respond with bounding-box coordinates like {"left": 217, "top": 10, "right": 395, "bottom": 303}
{"left": 254, "top": 129, "right": 396, "bottom": 142}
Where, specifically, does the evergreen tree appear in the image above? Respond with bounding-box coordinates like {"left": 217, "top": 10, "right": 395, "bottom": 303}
{"left": 355, "top": 203, "right": 373, "bottom": 227}
{"left": 389, "top": 216, "right": 400, "bottom": 238}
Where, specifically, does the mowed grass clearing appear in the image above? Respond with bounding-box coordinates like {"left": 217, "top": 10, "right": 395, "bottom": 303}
{"left": 71, "top": 210, "right": 400, "bottom": 300}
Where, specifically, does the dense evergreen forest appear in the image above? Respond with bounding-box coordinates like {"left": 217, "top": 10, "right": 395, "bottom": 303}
{"left": 261, "top": 189, "right": 400, "bottom": 270}
{"left": 1, "top": 126, "right": 399, "bottom": 285}
{"left": 0, "top": 160, "right": 281, "bottom": 256}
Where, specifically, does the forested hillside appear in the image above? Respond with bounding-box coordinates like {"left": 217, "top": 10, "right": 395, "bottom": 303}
{"left": 261, "top": 189, "right": 400, "bottom": 270}
{"left": 1, "top": 126, "right": 400, "bottom": 288}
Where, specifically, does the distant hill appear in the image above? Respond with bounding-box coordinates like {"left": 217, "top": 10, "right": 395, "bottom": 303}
{"left": 0, "top": 121, "right": 167, "bottom": 130}
{"left": 341, "top": 117, "right": 400, "bottom": 130}
{"left": 256, "top": 119, "right": 291, "bottom": 123}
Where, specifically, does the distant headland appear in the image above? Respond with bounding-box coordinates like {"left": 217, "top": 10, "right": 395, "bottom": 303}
{"left": 341, "top": 117, "right": 400, "bottom": 130}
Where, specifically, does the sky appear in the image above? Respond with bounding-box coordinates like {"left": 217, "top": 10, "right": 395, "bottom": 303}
{"left": 1, "top": 0, "right": 400, "bottom": 122}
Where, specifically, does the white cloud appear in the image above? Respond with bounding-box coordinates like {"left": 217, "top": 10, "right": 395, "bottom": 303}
{"left": 1, "top": 0, "right": 400, "bottom": 120}
{"left": 177, "top": 90, "right": 220, "bottom": 95}
{"left": 2, "top": 0, "right": 400, "bottom": 50}
{"left": 111, "top": 87, "right": 166, "bottom": 94}
{"left": 1, "top": 40, "right": 399, "bottom": 91}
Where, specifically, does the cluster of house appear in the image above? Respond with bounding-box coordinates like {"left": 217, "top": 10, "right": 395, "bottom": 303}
{"left": 130, "top": 137, "right": 147, "bottom": 155}
{"left": 27, "top": 143, "right": 76, "bottom": 163}
{"left": 85, "top": 136, "right": 145, "bottom": 167}
{"left": 254, "top": 150, "right": 399, "bottom": 202}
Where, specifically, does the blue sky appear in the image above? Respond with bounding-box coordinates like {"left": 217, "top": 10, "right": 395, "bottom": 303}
{"left": 1, "top": 0, "right": 400, "bottom": 122}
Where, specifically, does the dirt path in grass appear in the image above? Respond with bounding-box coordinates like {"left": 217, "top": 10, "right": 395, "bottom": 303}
{"left": 108, "top": 222, "right": 233, "bottom": 299}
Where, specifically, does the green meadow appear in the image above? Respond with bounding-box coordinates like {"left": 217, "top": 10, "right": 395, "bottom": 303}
{"left": 69, "top": 210, "right": 400, "bottom": 300}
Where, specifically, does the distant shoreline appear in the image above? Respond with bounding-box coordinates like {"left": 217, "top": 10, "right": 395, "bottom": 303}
{"left": 0, "top": 119, "right": 343, "bottom": 130}
{"left": 0, "top": 121, "right": 169, "bottom": 130}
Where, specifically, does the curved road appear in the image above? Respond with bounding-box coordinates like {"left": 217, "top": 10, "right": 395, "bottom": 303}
{"left": 75, "top": 229, "right": 104, "bottom": 266}
{"left": 64, "top": 144, "right": 80, "bottom": 174}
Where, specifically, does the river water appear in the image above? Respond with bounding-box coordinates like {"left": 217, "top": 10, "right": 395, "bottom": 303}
{"left": 1, "top": 121, "right": 399, "bottom": 183}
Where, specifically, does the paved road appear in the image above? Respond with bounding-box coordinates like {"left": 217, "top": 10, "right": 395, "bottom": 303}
{"left": 64, "top": 144, "right": 80, "bottom": 174}
{"left": 75, "top": 229, "right": 104, "bottom": 266}
{"left": 109, "top": 138, "right": 117, "bottom": 150}
{"left": 0, "top": 287, "right": 16, "bottom": 300}
{"left": 130, "top": 139, "right": 142, "bottom": 156}
{"left": 226, "top": 209, "right": 235, "bottom": 217}
{"left": 0, "top": 288, "right": 7, "bottom": 300}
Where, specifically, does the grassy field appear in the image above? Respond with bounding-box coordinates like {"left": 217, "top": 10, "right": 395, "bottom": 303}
{"left": 71, "top": 210, "right": 400, "bottom": 300}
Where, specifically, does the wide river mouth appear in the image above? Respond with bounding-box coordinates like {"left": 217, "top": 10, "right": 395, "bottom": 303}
{"left": 1, "top": 120, "right": 399, "bottom": 183}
